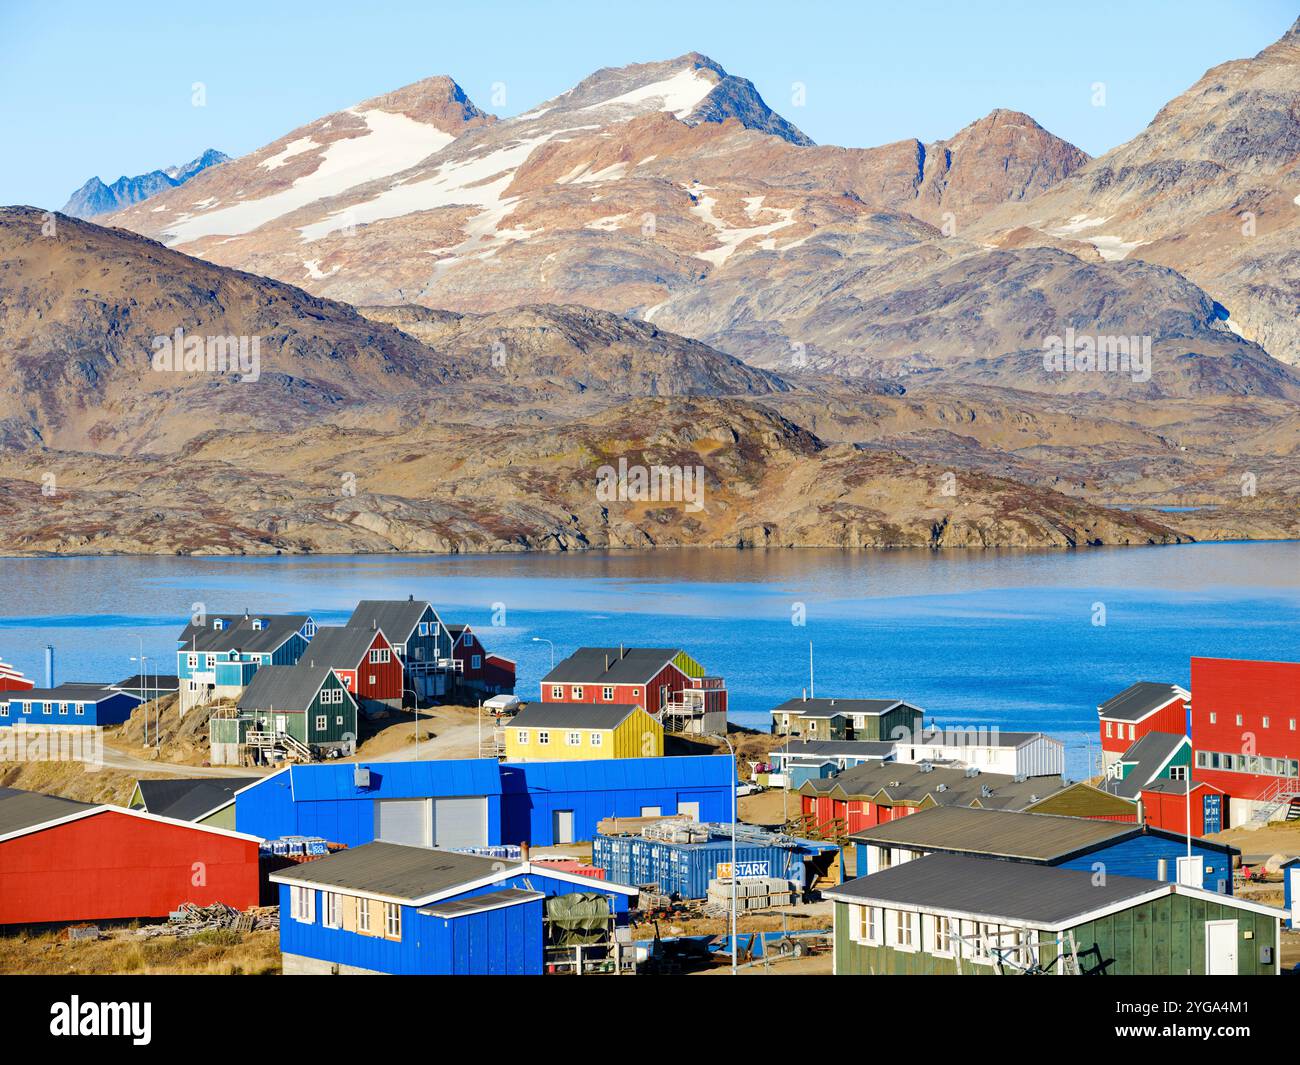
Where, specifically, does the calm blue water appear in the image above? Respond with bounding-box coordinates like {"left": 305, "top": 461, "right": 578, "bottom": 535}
{"left": 1, "top": 543, "right": 1297, "bottom": 778}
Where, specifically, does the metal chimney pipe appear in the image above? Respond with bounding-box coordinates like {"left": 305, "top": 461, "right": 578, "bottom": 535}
{"left": 45, "top": 645, "right": 55, "bottom": 688}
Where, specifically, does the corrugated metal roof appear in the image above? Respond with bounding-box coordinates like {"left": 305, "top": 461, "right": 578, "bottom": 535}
{"left": 288, "top": 760, "right": 503, "bottom": 800}
{"left": 826, "top": 853, "right": 1166, "bottom": 927}
{"left": 419, "top": 887, "right": 542, "bottom": 918}
{"left": 849, "top": 806, "right": 1137, "bottom": 861}
{"left": 0, "top": 786, "right": 95, "bottom": 835}
{"left": 541, "top": 647, "right": 680, "bottom": 685}
{"left": 347, "top": 600, "right": 435, "bottom": 643}
{"left": 501, "top": 754, "right": 735, "bottom": 793}
{"left": 507, "top": 702, "right": 640, "bottom": 730}
{"left": 179, "top": 615, "right": 311, "bottom": 655}
{"left": 1097, "top": 681, "right": 1185, "bottom": 722}
{"left": 271, "top": 841, "right": 521, "bottom": 900}
{"left": 237, "top": 658, "right": 356, "bottom": 713}
{"left": 301, "top": 626, "right": 380, "bottom": 668}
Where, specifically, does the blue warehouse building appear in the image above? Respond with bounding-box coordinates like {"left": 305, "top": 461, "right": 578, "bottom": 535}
{"left": 1, "top": 684, "right": 140, "bottom": 728}
{"left": 235, "top": 755, "right": 735, "bottom": 851}
{"left": 852, "top": 806, "right": 1238, "bottom": 895}
{"left": 270, "top": 841, "right": 639, "bottom": 975}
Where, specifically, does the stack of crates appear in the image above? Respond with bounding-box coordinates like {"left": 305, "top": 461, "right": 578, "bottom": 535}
{"left": 706, "top": 877, "right": 797, "bottom": 912}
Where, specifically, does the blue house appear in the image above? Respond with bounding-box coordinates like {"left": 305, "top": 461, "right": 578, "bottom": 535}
{"left": 177, "top": 613, "right": 316, "bottom": 713}
{"left": 269, "top": 841, "right": 638, "bottom": 975}
{"left": 851, "top": 805, "right": 1238, "bottom": 895}
{"left": 234, "top": 755, "right": 736, "bottom": 850}
{"left": 1, "top": 684, "right": 140, "bottom": 728}
{"left": 347, "top": 599, "right": 454, "bottom": 701}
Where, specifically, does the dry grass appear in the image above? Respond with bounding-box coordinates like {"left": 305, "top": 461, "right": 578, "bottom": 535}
{"left": 0, "top": 927, "right": 281, "bottom": 975}
{"left": 0, "top": 759, "right": 145, "bottom": 805}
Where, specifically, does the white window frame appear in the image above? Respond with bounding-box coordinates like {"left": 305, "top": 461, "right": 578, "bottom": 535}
{"left": 571, "top": 685, "right": 584, "bottom": 700}
{"left": 551, "top": 686, "right": 563, "bottom": 700}
{"left": 602, "top": 686, "right": 614, "bottom": 701}
{"left": 538, "top": 730, "right": 550, "bottom": 745}
{"left": 291, "top": 886, "right": 315, "bottom": 923}
{"left": 591, "top": 732, "right": 603, "bottom": 747}
{"left": 75, "top": 703, "right": 85, "bottom": 716}
{"left": 357, "top": 897, "right": 372, "bottom": 933}
{"left": 517, "top": 729, "right": 529, "bottom": 744}
{"left": 315, "top": 714, "right": 327, "bottom": 732}
{"left": 933, "top": 914, "right": 954, "bottom": 957}
{"left": 567, "top": 730, "right": 582, "bottom": 746}
{"left": 384, "top": 902, "right": 401, "bottom": 939}
{"left": 322, "top": 891, "right": 342, "bottom": 929}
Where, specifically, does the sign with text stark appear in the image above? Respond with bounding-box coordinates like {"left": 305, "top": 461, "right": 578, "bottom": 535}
{"left": 717, "top": 861, "right": 769, "bottom": 879}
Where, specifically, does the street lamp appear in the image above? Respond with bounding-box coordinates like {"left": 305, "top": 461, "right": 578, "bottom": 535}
{"left": 404, "top": 687, "right": 420, "bottom": 759}
{"left": 131, "top": 648, "right": 149, "bottom": 747}
{"left": 531, "top": 637, "right": 555, "bottom": 670}
{"left": 720, "top": 729, "right": 738, "bottom": 976}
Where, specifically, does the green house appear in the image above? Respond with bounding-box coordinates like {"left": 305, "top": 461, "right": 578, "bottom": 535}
{"left": 770, "top": 697, "right": 923, "bottom": 742}
{"left": 211, "top": 660, "right": 358, "bottom": 764}
{"left": 827, "top": 852, "right": 1283, "bottom": 976}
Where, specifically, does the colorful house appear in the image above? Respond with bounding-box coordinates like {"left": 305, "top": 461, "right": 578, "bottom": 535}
{"left": 1, "top": 683, "right": 139, "bottom": 728}
{"left": 770, "top": 697, "right": 924, "bottom": 742}
{"left": 1139, "top": 779, "right": 1230, "bottom": 837}
{"left": 1190, "top": 656, "right": 1300, "bottom": 825}
{"left": 1102, "top": 731, "right": 1191, "bottom": 800}
{"left": 347, "top": 599, "right": 454, "bottom": 701}
{"left": 1097, "top": 681, "right": 1188, "bottom": 772}
{"left": 849, "top": 805, "right": 1236, "bottom": 895}
{"left": 894, "top": 727, "right": 1065, "bottom": 778}
{"left": 447, "top": 624, "right": 517, "bottom": 702}
{"left": 503, "top": 702, "right": 662, "bottom": 761}
{"left": 269, "top": 841, "right": 639, "bottom": 975}
{"left": 0, "top": 786, "right": 260, "bottom": 926}
{"left": 210, "top": 660, "right": 358, "bottom": 765}
{"left": 540, "top": 647, "right": 726, "bottom": 736}
{"left": 302, "top": 625, "right": 403, "bottom": 712}
{"left": 177, "top": 613, "right": 316, "bottom": 713}
{"left": 826, "top": 853, "right": 1283, "bottom": 976}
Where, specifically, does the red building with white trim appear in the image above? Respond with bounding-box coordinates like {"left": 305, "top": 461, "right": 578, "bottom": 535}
{"left": 1097, "top": 681, "right": 1188, "bottom": 772}
{"left": 309, "top": 625, "right": 404, "bottom": 710}
{"left": 0, "top": 660, "right": 34, "bottom": 692}
{"left": 1190, "top": 657, "right": 1300, "bottom": 824}
{"left": 448, "top": 624, "right": 516, "bottom": 700}
{"left": 0, "top": 787, "right": 260, "bottom": 926}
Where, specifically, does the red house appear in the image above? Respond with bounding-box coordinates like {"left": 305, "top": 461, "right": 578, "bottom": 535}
{"left": 0, "top": 786, "right": 260, "bottom": 926}
{"left": 1190, "top": 657, "right": 1300, "bottom": 824}
{"left": 1097, "top": 681, "right": 1189, "bottom": 772}
{"left": 1140, "top": 780, "right": 1229, "bottom": 837}
{"left": 448, "top": 624, "right": 516, "bottom": 700}
{"left": 310, "top": 625, "right": 404, "bottom": 710}
{"left": 540, "top": 646, "right": 727, "bottom": 735}
{"left": 0, "top": 660, "right": 34, "bottom": 692}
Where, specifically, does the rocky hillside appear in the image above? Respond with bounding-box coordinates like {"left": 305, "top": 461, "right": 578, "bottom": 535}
{"left": 61, "top": 149, "right": 228, "bottom": 219}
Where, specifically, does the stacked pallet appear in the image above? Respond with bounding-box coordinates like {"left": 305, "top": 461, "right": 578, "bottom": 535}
{"left": 706, "top": 877, "right": 796, "bottom": 913}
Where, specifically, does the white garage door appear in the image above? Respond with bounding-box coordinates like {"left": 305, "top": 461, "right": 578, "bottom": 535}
{"left": 375, "top": 799, "right": 430, "bottom": 846}
{"left": 431, "top": 796, "right": 488, "bottom": 850}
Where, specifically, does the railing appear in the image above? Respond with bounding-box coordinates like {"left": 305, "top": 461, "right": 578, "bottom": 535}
{"left": 1245, "top": 775, "right": 1300, "bottom": 825}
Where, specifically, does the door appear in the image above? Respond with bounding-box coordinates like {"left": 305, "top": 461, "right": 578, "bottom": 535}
{"left": 375, "top": 799, "right": 430, "bottom": 846}
{"left": 431, "top": 796, "right": 488, "bottom": 850}
{"left": 677, "top": 801, "right": 700, "bottom": 822}
{"left": 1176, "top": 855, "right": 1204, "bottom": 888}
{"left": 640, "top": 805, "right": 662, "bottom": 817}
{"left": 274, "top": 714, "right": 287, "bottom": 735}
{"left": 1205, "top": 919, "right": 1238, "bottom": 975}
{"left": 1203, "top": 793, "right": 1222, "bottom": 835}
{"left": 552, "top": 809, "right": 575, "bottom": 845}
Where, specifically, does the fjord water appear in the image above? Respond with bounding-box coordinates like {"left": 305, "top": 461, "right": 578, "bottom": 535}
{"left": 1, "top": 543, "right": 1297, "bottom": 778}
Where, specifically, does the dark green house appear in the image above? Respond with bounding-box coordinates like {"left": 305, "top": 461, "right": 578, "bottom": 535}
{"left": 211, "top": 660, "right": 358, "bottom": 765}
{"left": 827, "top": 852, "right": 1282, "bottom": 976}
{"left": 770, "top": 697, "right": 923, "bottom": 742}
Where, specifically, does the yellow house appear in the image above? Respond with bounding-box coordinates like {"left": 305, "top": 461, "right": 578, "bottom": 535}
{"left": 504, "top": 702, "right": 663, "bottom": 761}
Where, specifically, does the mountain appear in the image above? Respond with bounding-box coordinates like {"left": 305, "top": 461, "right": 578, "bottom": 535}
{"left": 60, "top": 149, "right": 229, "bottom": 218}
{"left": 971, "top": 18, "right": 1300, "bottom": 362}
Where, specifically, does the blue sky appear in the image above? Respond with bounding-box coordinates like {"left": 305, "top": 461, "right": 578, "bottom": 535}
{"left": 0, "top": 0, "right": 1294, "bottom": 209}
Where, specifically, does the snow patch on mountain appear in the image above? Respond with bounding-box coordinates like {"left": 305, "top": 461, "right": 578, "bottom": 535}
{"left": 582, "top": 67, "right": 717, "bottom": 119}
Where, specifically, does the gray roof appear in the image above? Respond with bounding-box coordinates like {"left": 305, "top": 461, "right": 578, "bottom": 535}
{"left": 347, "top": 600, "right": 437, "bottom": 643}
{"left": 772, "top": 697, "right": 918, "bottom": 719}
{"left": 849, "top": 806, "right": 1137, "bottom": 862}
{"left": 0, "top": 786, "right": 95, "bottom": 835}
{"left": 800, "top": 760, "right": 1065, "bottom": 811}
{"left": 178, "top": 614, "right": 311, "bottom": 655}
{"left": 507, "top": 701, "right": 641, "bottom": 730}
{"left": 270, "top": 841, "right": 523, "bottom": 902}
{"left": 110, "top": 675, "right": 180, "bottom": 695}
{"left": 419, "top": 887, "right": 542, "bottom": 918}
{"left": 1102, "top": 732, "right": 1187, "bottom": 800}
{"left": 299, "top": 626, "right": 379, "bottom": 669}
{"left": 237, "top": 661, "right": 354, "bottom": 713}
{"left": 542, "top": 647, "right": 683, "bottom": 685}
{"left": 826, "top": 853, "right": 1166, "bottom": 928}
{"left": 772, "top": 739, "right": 897, "bottom": 759}
{"left": 134, "top": 777, "right": 259, "bottom": 820}
{"left": 6, "top": 684, "right": 126, "bottom": 703}
{"left": 913, "top": 728, "right": 1047, "bottom": 748}
{"left": 1098, "top": 681, "right": 1186, "bottom": 722}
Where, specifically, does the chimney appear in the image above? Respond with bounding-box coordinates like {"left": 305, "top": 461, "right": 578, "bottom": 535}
{"left": 372, "top": 619, "right": 377, "bottom": 631}
{"left": 802, "top": 688, "right": 806, "bottom": 701}
{"left": 619, "top": 643, "right": 626, "bottom": 659}
{"left": 605, "top": 653, "right": 610, "bottom": 671}
{"left": 520, "top": 841, "right": 530, "bottom": 861}
{"left": 45, "top": 645, "right": 55, "bottom": 689}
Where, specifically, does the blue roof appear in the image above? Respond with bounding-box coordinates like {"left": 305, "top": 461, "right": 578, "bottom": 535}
{"left": 500, "top": 754, "right": 735, "bottom": 793}
{"left": 288, "top": 760, "right": 503, "bottom": 801}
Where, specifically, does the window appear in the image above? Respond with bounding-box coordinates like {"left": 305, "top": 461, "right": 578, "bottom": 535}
{"left": 369, "top": 648, "right": 391, "bottom": 664}
{"left": 1170, "top": 765, "right": 1187, "bottom": 781}
{"left": 1263, "top": 716, "right": 1271, "bottom": 729}
{"left": 603, "top": 686, "right": 614, "bottom": 701}
{"left": 471, "top": 655, "right": 481, "bottom": 669}
{"left": 384, "top": 902, "right": 401, "bottom": 940}
{"left": 517, "top": 729, "right": 529, "bottom": 744}
{"left": 464, "top": 634, "right": 474, "bottom": 647}
{"left": 291, "top": 886, "right": 315, "bottom": 923}
{"left": 315, "top": 715, "right": 327, "bottom": 732}
{"left": 418, "top": 622, "right": 429, "bottom": 636}
{"left": 1104, "top": 721, "right": 1112, "bottom": 738}
{"left": 252, "top": 619, "right": 264, "bottom": 630}
{"left": 392, "top": 644, "right": 405, "bottom": 656}
{"left": 368, "top": 675, "right": 376, "bottom": 686}
{"left": 322, "top": 892, "right": 342, "bottom": 929}
{"left": 632, "top": 689, "right": 641, "bottom": 698}
{"left": 0, "top": 705, "right": 7, "bottom": 718}
{"left": 538, "top": 730, "right": 550, "bottom": 745}
{"left": 591, "top": 732, "right": 602, "bottom": 746}
{"left": 1209, "top": 712, "right": 1216, "bottom": 724}
{"left": 1128, "top": 724, "right": 1135, "bottom": 740}
{"left": 213, "top": 619, "right": 224, "bottom": 630}
{"left": 22, "top": 701, "right": 30, "bottom": 714}
{"left": 1236, "top": 714, "right": 1243, "bottom": 726}
{"left": 862, "top": 906, "right": 880, "bottom": 945}
{"left": 59, "top": 702, "right": 69, "bottom": 715}
{"left": 336, "top": 716, "right": 343, "bottom": 726}
{"left": 893, "top": 910, "right": 915, "bottom": 950}
{"left": 187, "top": 653, "right": 199, "bottom": 669}
{"left": 551, "top": 686, "right": 563, "bottom": 700}
{"left": 75, "top": 703, "right": 85, "bottom": 716}
{"left": 357, "top": 897, "right": 372, "bottom": 933}
{"left": 571, "top": 686, "right": 584, "bottom": 700}
{"left": 567, "top": 731, "right": 582, "bottom": 746}
{"left": 1291, "top": 719, "right": 1297, "bottom": 731}
{"left": 934, "top": 915, "right": 953, "bottom": 955}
